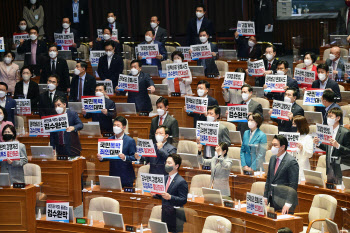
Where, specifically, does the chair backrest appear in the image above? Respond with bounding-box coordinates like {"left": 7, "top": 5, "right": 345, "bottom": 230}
{"left": 251, "top": 97, "right": 270, "bottom": 109}
{"left": 161, "top": 60, "right": 173, "bottom": 71}
{"left": 123, "top": 59, "right": 132, "bottom": 74}
{"left": 122, "top": 44, "right": 133, "bottom": 60}
{"left": 136, "top": 165, "right": 150, "bottom": 190}
{"left": 265, "top": 150, "right": 272, "bottom": 163}
{"left": 85, "top": 161, "right": 96, "bottom": 183}
{"left": 250, "top": 182, "right": 266, "bottom": 197}
{"left": 13, "top": 60, "right": 24, "bottom": 69}
{"left": 341, "top": 105, "right": 350, "bottom": 119}
{"left": 177, "top": 140, "right": 198, "bottom": 155}
{"left": 189, "top": 174, "right": 211, "bottom": 196}
{"left": 215, "top": 60, "right": 228, "bottom": 76}
{"left": 66, "top": 60, "right": 77, "bottom": 71}
{"left": 15, "top": 116, "right": 24, "bottom": 130}
{"left": 23, "top": 163, "right": 41, "bottom": 185}
{"left": 296, "top": 99, "right": 315, "bottom": 112}
{"left": 227, "top": 147, "right": 240, "bottom": 160}
{"left": 260, "top": 124, "right": 278, "bottom": 135}
{"left": 165, "top": 46, "right": 176, "bottom": 53}
{"left": 323, "top": 48, "right": 349, "bottom": 61}
{"left": 219, "top": 121, "right": 236, "bottom": 131}
{"left": 87, "top": 197, "right": 119, "bottom": 221}
{"left": 309, "top": 125, "right": 317, "bottom": 134}
{"left": 202, "top": 215, "right": 232, "bottom": 233}
{"left": 149, "top": 205, "right": 162, "bottom": 223}
{"left": 315, "top": 155, "right": 327, "bottom": 181}
{"left": 149, "top": 94, "right": 161, "bottom": 113}
{"left": 309, "top": 194, "right": 337, "bottom": 230}
{"left": 77, "top": 44, "right": 89, "bottom": 61}
{"left": 339, "top": 84, "right": 345, "bottom": 92}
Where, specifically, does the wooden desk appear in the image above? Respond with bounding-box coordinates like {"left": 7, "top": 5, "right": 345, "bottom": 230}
{"left": 0, "top": 185, "right": 36, "bottom": 232}
{"left": 28, "top": 158, "right": 86, "bottom": 207}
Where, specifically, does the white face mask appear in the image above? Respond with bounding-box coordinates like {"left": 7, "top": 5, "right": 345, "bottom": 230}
{"left": 62, "top": 23, "right": 70, "bottom": 29}
{"left": 197, "top": 89, "right": 205, "bottom": 97}
{"left": 130, "top": 68, "right": 139, "bottom": 76}
{"left": 157, "top": 109, "right": 165, "bottom": 116}
{"left": 106, "top": 51, "right": 113, "bottom": 57}
{"left": 30, "top": 0, "right": 37, "bottom": 4}
{"left": 199, "top": 36, "right": 207, "bottom": 43}
{"left": 107, "top": 17, "right": 115, "bottom": 24}
{"left": 48, "top": 83, "right": 56, "bottom": 91}
{"left": 19, "top": 25, "right": 27, "bottom": 31}
{"left": 318, "top": 73, "right": 326, "bottom": 81}
{"left": 304, "top": 59, "right": 312, "bottom": 66}
{"left": 242, "top": 93, "right": 249, "bottom": 101}
{"left": 155, "top": 135, "right": 165, "bottom": 143}
{"left": 265, "top": 53, "right": 274, "bottom": 61}
{"left": 248, "top": 121, "right": 257, "bottom": 129}
{"left": 207, "top": 116, "right": 215, "bottom": 122}
{"left": 55, "top": 107, "right": 64, "bottom": 114}
{"left": 271, "top": 146, "right": 279, "bottom": 155}
{"left": 0, "top": 115, "right": 3, "bottom": 121}
{"left": 248, "top": 40, "right": 255, "bottom": 47}
{"left": 30, "top": 34, "right": 37, "bottom": 41}
{"left": 113, "top": 126, "right": 123, "bottom": 135}
{"left": 327, "top": 117, "right": 336, "bottom": 127}
{"left": 22, "top": 74, "right": 31, "bottom": 81}
{"left": 174, "top": 59, "right": 182, "bottom": 64}
{"left": 145, "top": 36, "right": 153, "bottom": 42}
{"left": 150, "top": 22, "right": 158, "bottom": 29}
{"left": 284, "top": 96, "right": 291, "bottom": 103}
{"left": 74, "top": 68, "right": 81, "bottom": 76}
{"left": 0, "top": 91, "right": 6, "bottom": 98}
{"left": 103, "top": 34, "right": 111, "bottom": 40}
{"left": 3, "top": 57, "right": 12, "bottom": 64}
{"left": 196, "top": 12, "right": 204, "bottom": 18}
{"left": 49, "top": 51, "right": 57, "bottom": 59}
{"left": 276, "top": 70, "right": 285, "bottom": 75}
{"left": 95, "top": 91, "right": 104, "bottom": 97}
{"left": 329, "top": 54, "right": 336, "bottom": 61}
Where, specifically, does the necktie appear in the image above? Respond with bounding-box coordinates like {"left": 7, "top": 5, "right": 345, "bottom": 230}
{"left": 174, "top": 78, "right": 180, "bottom": 93}
{"left": 268, "top": 63, "right": 271, "bottom": 70}
{"left": 274, "top": 158, "right": 280, "bottom": 175}
{"left": 59, "top": 131, "right": 64, "bottom": 145}
{"left": 65, "top": 29, "right": 68, "bottom": 34}
{"left": 78, "top": 77, "right": 83, "bottom": 101}
{"left": 52, "top": 60, "right": 56, "bottom": 74}
{"left": 165, "top": 176, "right": 171, "bottom": 192}
{"left": 159, "top": 116, "right": 163, "bottom": 126}
{"left": 49, "top": 92, "right": 53, "bottom": 103}
{"left": 111, "top": 24, "right": 114, "bottom": 29}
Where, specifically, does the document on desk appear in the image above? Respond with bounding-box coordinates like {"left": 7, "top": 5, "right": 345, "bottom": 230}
{"left": 276, "top": 214, "right": 295, "bottom": 220}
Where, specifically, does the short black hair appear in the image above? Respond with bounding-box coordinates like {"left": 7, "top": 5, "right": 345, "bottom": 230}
{"left": 0, "top": 106, "right": 8, "bottom": 121}
{"left": 48, "top": 74, "right": 60, "bottom": 83}
{"left": 168, "top": 153, "right": 182, "bottom": 168}
{"left": 328, "top": 107, "right": 343, "bottom": 121}
{"left": 157, "top": 125, "right": 170, "bottom": 135}
{"left": 273, "top": 135, "right": 288, "bottom": 152}
{"left": 322, "top": 89, "right": 335, "bottom": 102}
{"left": 276, "top": 60, "right": 289, "bottom": 69}
{"left": 249, "top": 113, "right": 263, "bottom": 128}
{"left": 197, "top": 80, "right": 210, "bottom": 89}
{"left": 20, "top": 65, "right": 33, "bottom": 76}
{"left": 4, "top": 50, "right": 15, "bottom": 60}
{"left": 78, "top": 61, "right": 88, "bottom": 71}
{"left": 103, "top": 27, "right": 112, "bottom": 35}
{"left": 304, "top": 51, "right": 317, "bottom": 63}
{"left": 96, "top": 83, "right": 106, "bottom": 91}
{"left": 196, "top": 3, "right": 207, "bottom": 12}
{"left": 17, "top": 18, "right": 27, "bottom": 26}
{"left": 235, "top": 68, "right": 246, "bottom": 81}
{"left": 277, "top": 227, "right": 293, "bottom": 233}
{"left": 171, "top": 51, "right": 184, "bottom": 61}
{"left": 104, "top": 40, "right": 115, "bottom": 48}
{"left": 286, "top": 87, "right": 297, "bottom": 97}
{"left": 0, "top": 82, "right": 8, "bottom": 90}
{"left": 106, "top": 11, "right": 115, "bottom": 16}
{"left": 2, "top": 124, "right": 16, "bottom": 139}
{"left": 219, "top": 142, "right": 229, "bottom": 157}
{"left": 151, "top": 15, "right": 160, "bottom": 21}
{"left": 48, "top": 44, "right": 59, "bottom": 51}
{"left": 199, "top": 29, "right": 209, "bottom": 37}
{"left": 114, "top": 116, "right": 127, "bottom": 126}
{"left": 145, "top": 28, "right": 155, "bottom": 36}
{"left": 29, "top": 26, "right": 39, "bottom": 34}
{"left": 241, "top": 83, "right": 253, "bottom": 92}
{"left": 131, "top": 60, "right": 142, "bottom": 68}
{"left": 317, "top": 63, "right": 329, "bottom": 72}
{"left": 265, "top": 44, "right": 276, "bottom": 53}
{"left": 207, "top": 105, "right": 220, "bottom": 116}
{"left": 156, "top": 97, "right": 169, "bottom": 107}
{"left": 53, "top": 96, "right": 67, "bottom": 104}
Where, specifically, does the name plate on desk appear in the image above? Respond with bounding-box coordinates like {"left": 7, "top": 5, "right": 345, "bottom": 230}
{"left": 125, "top": 225, "right": 136, "bottom": 232}
{"left": 224, "top": 200, "right": 234, "bottom": 208}
{"left": 33, "top": 111, "right": 40, "bottom": 115}
{"left": 326, "top": 182, "right": 335, "bottom": 190}
{"left": 57, "top": 155, "right": 68, "bottom": 160}
{"left": 202, "top": 165, "right": 211, "bottom": 170}
{"left": 139, "top": 112, "right": 149, "bottom": 116}
{"left": 124, "top": 187, "right": 135, "bottom": 193}
{"left": 207, "top": 74, "right": 216, "bottom": 78}
{"left": 267, "top": 212, "right": 277, "bottom": 219}
{"left": 76, "top": 217, "right": 87, "bottom": 224}
{"left": 13, "top": 183, "right": 25, "bottom": 188}
{"left": 103, "top": 133, "right": 114, "bottom": 138}
{"left": 243, "top": 170, "right": 253, "bottom": 175}
{"left": 171, "top": 92, "right": 181, "bottom": 97}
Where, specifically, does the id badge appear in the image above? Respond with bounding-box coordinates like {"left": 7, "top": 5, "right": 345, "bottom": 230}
{"left": 81, "top": 10, "right": 84, "bottom": 14}
{"left": 74, "top": 12, "right": 78, "bottom": 17}
{"left": 35, "top": 15, "right": 39, "bottom": 20}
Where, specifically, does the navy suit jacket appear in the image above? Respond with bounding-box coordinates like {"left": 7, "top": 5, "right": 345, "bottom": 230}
{"left": 271, "top": 102, "right": 304, "bottom": 132}
{"left": 97, "top": 54, "right": 124, "bottom": 88}
{"left": 311, "top": 78, "right": 341, "bottom": 102}
{"left": 235, "top": 37, "right": 262, "bottom": 59}
{"left": 4, "top": 97, "right": 16, "bottom": 125}
{"left": 145, "top": 142, "right": 177, "bottom": 175}
{"left": 321, "top": 102, "right": 343, "bottom": 126}
{"left": 85, "top": 98, "right": 116, "bottom": 132}
{"left": 127, "top": 72, "right": 154, "bottom": 112}
{"left": 101, "top": 134, "right": 136, "bottom": 186}
{"left": 92, "top": 40, "right": 121, "bottom": 56}
{"left": 50, "top": 109, "right": 83, "bottom": 156}
{"left": 39, "top": 90, "right": 67, "bottom": 116}
{"left": 188, "top": 95, "right": 218, "bottom": 127}
{"left": 40, "top": 57, "right": 70, "bottom": 92}
{"left": 187, "top": 17, "right": 215, "bottom": 46}
{"left": 69, "top": 73, "right": 96, "bottom": 102}
{"left": 163, "top": 173, "right": 188, "bottom": 207}
{"left": 196, "top": 42, "right": 219, "bottom": 76}
{"left": 155, "top": 26, "right": 167, "bottom": 45}
{"left": 140, "top": 40, "right": 167, "bottom": 71}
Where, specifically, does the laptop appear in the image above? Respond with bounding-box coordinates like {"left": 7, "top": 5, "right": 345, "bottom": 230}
{"left": 154, "top": 84, "right": 169, "bottom": 95}
{"left": 58, "top": 50, "right": 72, "bottom": 60}
{"left": 103, "top": 211, "right": 124, "bottom": 229}
{"left": 229, "top": 131, "right": 242, "bottom": 145}
{"left": 189, "top": 66, "right": 205, "bottom": 76}
{"left": 99, "top": 175, "right": 122, "bottom": 191}
{"left": 0, "top": 173, "right": 10, "bottom": 187}
{"left": 80, "top": 123, "right": 101, "bottom": 136}
{"left": 304, "top": 169, "right": 325, "bottom": 188}
{"left": 231, "top": 159, "right": 243, "bottom": 174}
{"left": 329, "top": 35, "right": 348, "bottom": 46}
{"left": 202, "top": 187, "right": 223, "bottom": 205}
{"left": 179, "top": 127, "right": 197, "bottom": 140}
{"left": 141, "top": 65, "right": 159, "bottom": 76}
{"left": 149, "top": 220, "right": 168, "bottom": 233}
{"left": 304, "top": 111, "right": 323, "bottom": 124}
{"left": 325, "top": 218, "right": 340, "bottom": 233}
{"left": 38, "top": 84, "right": 47, "bottom": 94}
{"left": 115, "top": 103, "right": 137, "bottom": 114}
{"left": 31, "top": 146, "right": 54, "bottom": 159}
{"left": 68, "top": 102, "right": 82, "bottom": 114}
{"left": 343, "top": 176, "right": 350, "bottom": 193}
{"left": 178, "top": 153, "right": 200, "bottom": 168}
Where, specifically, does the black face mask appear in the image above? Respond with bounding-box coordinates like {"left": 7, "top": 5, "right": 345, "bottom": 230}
{"left": 3, "top": 134, "right": 14, "bottom": 141}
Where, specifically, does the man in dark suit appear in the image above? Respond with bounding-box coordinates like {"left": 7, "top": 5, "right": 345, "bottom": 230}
{"left": 187, "top": 80, "right": 218, "bottom": 127}
{"left": 104, "top": 11, "right": 127, "bottom": 46}
{"left": 17, "top": 26, "right": 48, "bottom": 75}
{"left": 39, "top": 74, "right": 67, "bottom": 116}
{"left": 0, "top": 82, "right": 16, "bottom": 124}
{"left": 237, "top": 84, "right": 263, "bottom": 136}
{"left": 97, "top": 116, "right": 136, "bottom": 187}
{"left": 325, "top": 46, "right": 345, "bottom": 81}
{"left": 320, "top": 90, "right": 342, "bottom": 126}
{"left": 91, "top": 27, "right": 121, "bottom": 56}
{"left": 50, "top": 96, "right": 83, "bottom": 157}
{"left": 186, "top": 4, "right": 215, "bottom": 46}
{"left": 138, "top": 28, "right": 167, "bottom": 71}
{"left": 253, "top": 0, "right": 273, "bottom": 42}
{"left": 116, "top": 60, "right": 155, "bottom": 113}
{"left": 314, "top": 107, "right": 350, "bottom": 185}
{"left": 256, "top": 44, "right": 278, "bottom": 87}
{"left": 69, "top": 61, "right": 96, "bottom": 102}
{"left": 312, "top": 63, "right": 341, "bottom": 101}
{"left": 150, "top": 16, "right": 167, "bottom": 45}
{"left": 82, "top": 83, "right": 116, "bottom": 133}
{"left": 40, "top": 45, "right": 70, "bottom": 93}
{"left": 97, "top": 41, "right": 124, "bottom": 89}
{"left": 55, "top": 17, "right": 81, "bottom": 59}
{"left": 269, "top": 88, "right": 304, "bottom": 132}
{"left": 137, "top": 126, "right": 177, "bottom": 175}
{"left": 336, "top": 2, "right": 350, "bottom": 35}
{"left": 149, "top": 97, "right": 179, "bottom": 145}
{"left": 234, "top": 31, "right": 262, "bottom": 60}
{"left": 264, "top": 135, "right": 299, "bottom": 214}
{"left": 63, "top": 0, "right": 89, "bottom": 37}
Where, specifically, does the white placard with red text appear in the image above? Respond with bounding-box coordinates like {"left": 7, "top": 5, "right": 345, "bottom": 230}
{"left": 280, "top": 132, "right": 300, "bottom": 152}
{"left": 137, "top": 139, "right": 156, "bottom": 157}
{"left": 190, "top": 44, "right": 212, "bottom": 60}
{"left": 197, "top": 121, "right": 219, "bottom": 146}
{"left": 185, "top": 96, "right": 208, "bottom": 114}
{"left": 0, "top": 141, "right": 20, "bottom": 161}
{"left": 271, "top": 100, "right": 292, "bottom": 121}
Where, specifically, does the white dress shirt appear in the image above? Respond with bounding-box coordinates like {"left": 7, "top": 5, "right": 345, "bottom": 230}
{"left": 0, "top": 97, "right": 6, "bottom": 108}
{"left": 23, "top": 81, "right": 30, "bottom": 98}
{"left": 320, "top": 78, "right": 329, "bottom": 90}
{"left": 107, "top": 54, "right": 113, "bottom": 69}
{"left": 197, "top": 17, "right": 204, "bottom": 33}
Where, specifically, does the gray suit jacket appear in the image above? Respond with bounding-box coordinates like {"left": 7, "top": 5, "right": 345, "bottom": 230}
{"left": 237, "top": 99, "right": 263, "bottom": 136}
{"left": 336, "top": 7, "right": 350, "bottom": 35}
{"left": 155, "top": 26, "right": 167, "bottom": 45}
{"left": 325, "top": 58, "right": 345, "bottom": 80}
{"left": 1, "top": 142, "right": 28, "bottom": 184}
{"left": 149, "top": 114, "right": 179, "bottom": 145}
{"left": 203, "top": 123, "right": 231, "bottom": 158}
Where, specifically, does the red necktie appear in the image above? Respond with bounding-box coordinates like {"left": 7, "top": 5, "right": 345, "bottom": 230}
{"left": 65, "top": 29, "right": 68, "bottom": 34}
{"left": 268, "top": 63, "right": 271, "bottom": 70}
{"left": 111, "top": 24, "right": 114, "bottom": 29}
{"left": 165, "top": 176, "right": 171, "bottom": 192}
{"left": 274, "top": 158, "right": 280, "bottom": 175}
{"left": 174, "top": 78, "right": 180, "bottom": 93}
{"left": 59, "top": 131, "right": 64, "bottom": 145}
{"left": 159, "top": 116, "right": 163, "bottom": 126}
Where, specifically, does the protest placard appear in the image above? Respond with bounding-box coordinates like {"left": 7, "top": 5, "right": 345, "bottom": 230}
{"left": 137, "top": 44, "right": 159, "bottom": 59}
{"left": 140, "top": 173, "right": 165, "bottom": 194}
{"left": 13, "top": 33, "right": 29, "bottom": 46}
{"left": 54, "top": 33, "right": 74, "bottom": 47}
{"left": 96, "top": 80, "right": 113, "bottom": 95}
{"left": 97, "top": 29, "right": 118, "bottom": 41}
{"left": 190, "top": 43, "right": 212, "bottom": 60}
{"left": 82, "top": 96, "right": 105, "bottom": 113}
{"left": 271, "top": 100, "right": 292, "bottom": 121}
{"left": 294, "top": 68, "right": 316, "bottom": 87}
{"left": 0, "top": 37, "right": 4, "bottom": 52}
{"left": 176, "top": 47, "right": 191, "bottom": 61}
{"left": 197, "top": 121, "right": 219, "bottom": 146}
{"left": 46, "top": 201, "right": 69, "bottom": 223}
{"left": 316, "top": 123, "right": 333, "bottom": 146}
{"left": 264, "top": 75, "right": 287, "bottom": 92}
{"left": 42, "top": 114, "right": 69, "bottom": 133}
{"left": 223, "top": 72, "right": 245, "bottom": 89}
{"left": 227, "top": 104, "right": 248, "bottom": 122}
{"left": 137, "top": 139, "right": 156, "bottom": 157}
{"left": 303, "top": 89, "right": 324, "bottom": 107}
{"left": 117, "top": 74, "right": 139, "bottom": 92}
{"left": 90, "top": 50, "right": 106, "bottom": 67}
{"left": 237, "top": 21, "right": 255, "bottom": 36}
{"left": 279, "top": 132, "right": 300, "bottom": 152}
{"left": 247, "top": 60, "right": 265, "bottom": 77}
{"left": 246, "top": 192, "right": 264, "bottom": 216}
{"left": 98, "top": 139, "right": 123, "bottom": 159}
{"left": 15, "top": 99, "right": 31, "bottom": 115}
{"left": 29, "top": 119, "right": 50, "bottom": 137}
{"left": 0, "top": 141, "right": 20, "bottom": 161}
{"left": 185, "top": 96, "right": 208, "bottom": 114}
{"left": 166, "top": 62, "right": 190, "bottom": 80}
